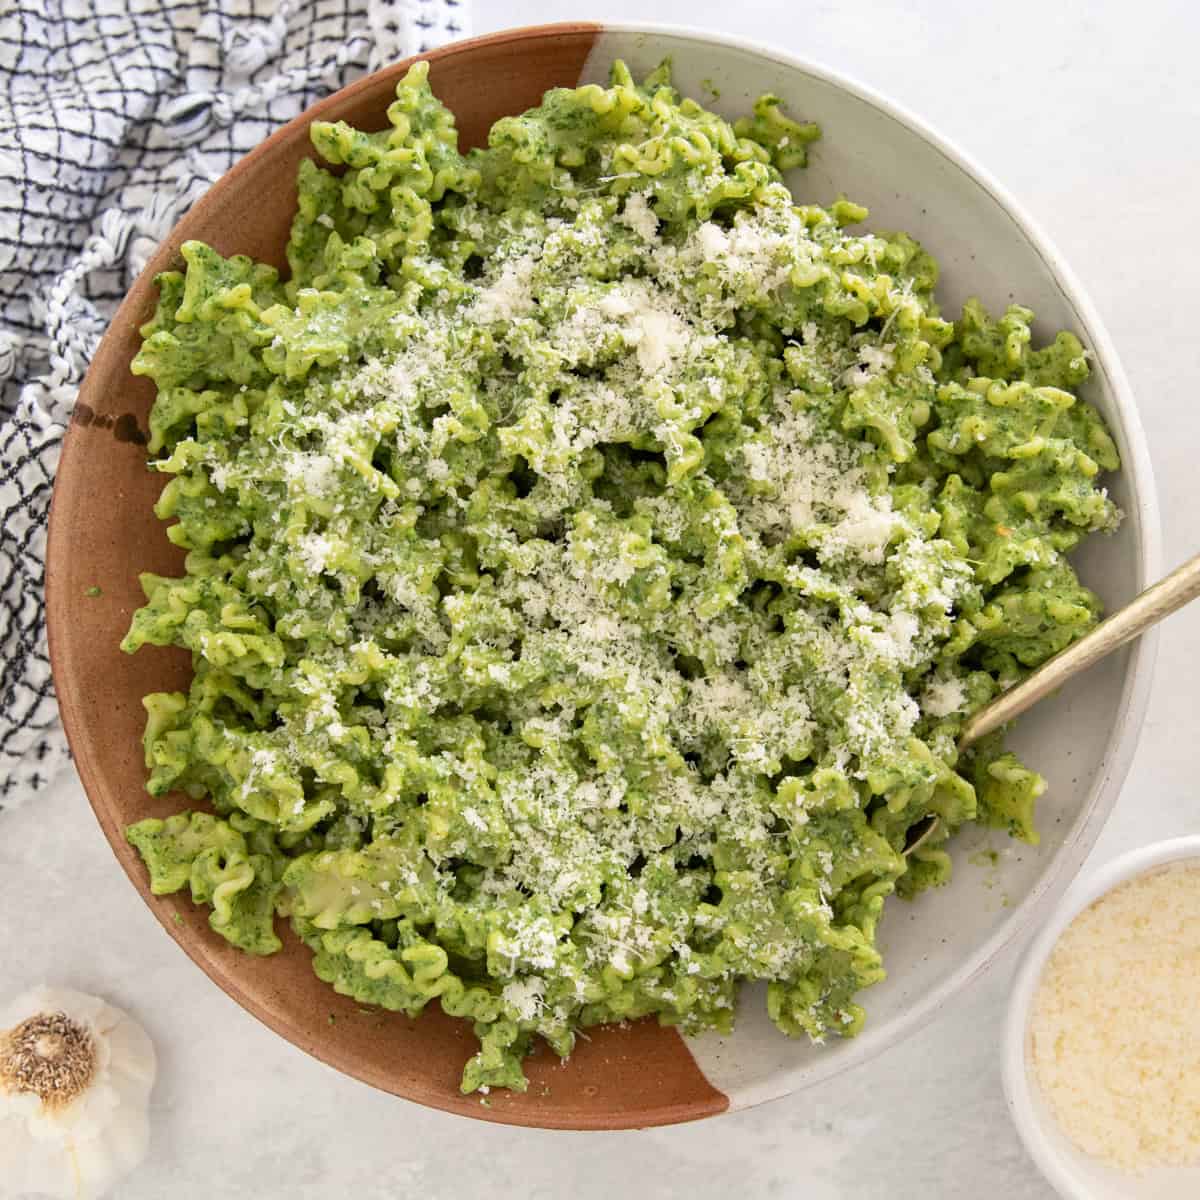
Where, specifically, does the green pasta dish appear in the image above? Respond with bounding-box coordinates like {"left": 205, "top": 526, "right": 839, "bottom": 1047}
{"left": 122, "top": 60, "right": 1120, "bottom": 1094}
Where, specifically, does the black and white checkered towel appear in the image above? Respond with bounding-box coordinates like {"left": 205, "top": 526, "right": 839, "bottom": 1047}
{"left": 0, "top": 0, "right": 468, "bottom": 811}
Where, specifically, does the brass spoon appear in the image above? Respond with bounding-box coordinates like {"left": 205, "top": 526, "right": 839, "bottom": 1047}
{"left": 903, "top": 550, "right": 1200, "bottom": 856}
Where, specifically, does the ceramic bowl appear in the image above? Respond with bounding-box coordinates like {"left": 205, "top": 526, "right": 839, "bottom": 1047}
{"left": 45, "top": 22, "right": 1160, "bottom": 1129}
{"left": 1003, "top": 837, "right": 1200, "bottom": 1198}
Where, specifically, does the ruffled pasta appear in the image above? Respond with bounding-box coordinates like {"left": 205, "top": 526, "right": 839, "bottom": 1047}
{"left": 123, "top": 60, "right": 1120, "bottom": 1093}
{"left": 127, "top": 812, "right": 284, "bottom": 954}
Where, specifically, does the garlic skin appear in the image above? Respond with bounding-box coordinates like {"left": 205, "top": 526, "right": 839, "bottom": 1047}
{"left": 0, "top": 986, "right": 156, "bottom": 1199}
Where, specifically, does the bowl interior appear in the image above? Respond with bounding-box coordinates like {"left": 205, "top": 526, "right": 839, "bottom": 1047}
{"left": 581, "top": 26, "right": 1157, "bottom": 1108}
{"left": 46, "top": 23, "right": 1157, "bottom": 1128}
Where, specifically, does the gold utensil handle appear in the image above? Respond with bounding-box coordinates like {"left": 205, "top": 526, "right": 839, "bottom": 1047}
{"left": 959, "top": 550, "right": 1200, "bottom": 749}
{"left": 905, "top": 551, "right": 1200, "bottom": 858}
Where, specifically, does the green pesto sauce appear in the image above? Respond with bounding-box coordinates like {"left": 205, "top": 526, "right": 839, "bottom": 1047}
{"left": 122, "top": 59, "right": 1120, "bottom": 1094}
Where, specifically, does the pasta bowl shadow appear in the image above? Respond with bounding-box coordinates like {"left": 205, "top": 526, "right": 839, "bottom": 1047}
{"left": 45, "top": 22, "right": 1160, "bottom": 1128}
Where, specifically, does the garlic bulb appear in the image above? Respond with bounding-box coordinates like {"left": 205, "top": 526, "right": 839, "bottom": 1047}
{"left": 0, "top": 986, "right": 156, "bottom": 1199}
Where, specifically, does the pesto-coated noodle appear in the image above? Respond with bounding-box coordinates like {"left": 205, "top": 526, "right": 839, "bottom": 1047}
{"left": 123, "top": 61, "right": 1120, "bottom": 1093}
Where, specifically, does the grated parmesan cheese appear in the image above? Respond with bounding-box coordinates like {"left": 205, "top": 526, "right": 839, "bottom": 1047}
{"left": 921, "top": 676, "right": 967, "bottom": 718}
{"left": 619, "top": 191, "right": 660, "bottom": 242}
{"left": 1030, "top": 862, "right": 1200, "bottom": 1171}
{"left": 501, "top": 977, "right": 545, "bottom": 1022}
{"left": 284, "top": 451, "right": 338, "bottom": 497}
{"left": 841, "top": 342, "right": 895, "bottom": 388}
{"left": 297, "top": 531, "right": 334, "bottom": 574}
{"left": 473, "top": 254, "right": 537, "bottom": 322}
{"left": 732, "top": 397, "right": 902, "bottom": 564}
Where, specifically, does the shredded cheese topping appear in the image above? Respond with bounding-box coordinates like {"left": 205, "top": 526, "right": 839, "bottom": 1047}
{"left": 1031, "top": 862, "right": 1200, "bottom": 1171}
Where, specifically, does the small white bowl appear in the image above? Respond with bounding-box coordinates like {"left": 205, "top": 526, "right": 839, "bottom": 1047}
{"left": 1003, "top": 836, "right": 1200, "bottom": 1198}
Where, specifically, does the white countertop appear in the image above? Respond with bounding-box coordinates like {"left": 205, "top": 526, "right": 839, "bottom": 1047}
{"left": 4, "top": 1, "right": 1199, "bottom": 1195}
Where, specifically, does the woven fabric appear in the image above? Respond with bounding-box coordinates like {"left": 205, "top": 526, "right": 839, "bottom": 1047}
{"left": 0, "top": 0, "right": 468, "bottom": 811}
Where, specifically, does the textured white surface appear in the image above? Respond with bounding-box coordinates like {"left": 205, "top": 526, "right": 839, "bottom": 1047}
{"left": 3, "top": 1, "right": 1199, "bottom": 1195}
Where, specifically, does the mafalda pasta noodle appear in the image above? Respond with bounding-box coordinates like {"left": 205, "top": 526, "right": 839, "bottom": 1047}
{"left": 122, "top": 61, "right": 1120, "bottom": 1093}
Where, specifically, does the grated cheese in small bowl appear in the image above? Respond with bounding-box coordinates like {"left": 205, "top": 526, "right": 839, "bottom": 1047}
{"left": 1004, "top": 837, "right": 1200, "bottom": 1199}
